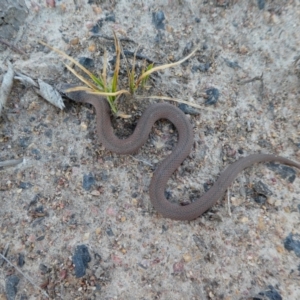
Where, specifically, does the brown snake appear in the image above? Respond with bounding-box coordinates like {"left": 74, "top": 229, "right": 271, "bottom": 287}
{"left": 63, "top": 85, "right": 300, "bottom": 220}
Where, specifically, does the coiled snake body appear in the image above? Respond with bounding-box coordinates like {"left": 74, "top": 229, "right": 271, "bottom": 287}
{"left": 63, "top": 85, "right": 300, "bottom": 220}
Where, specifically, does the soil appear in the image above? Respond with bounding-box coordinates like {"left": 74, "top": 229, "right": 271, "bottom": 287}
{"left": 1, "top": 0, "right": 300, "bottom": 299}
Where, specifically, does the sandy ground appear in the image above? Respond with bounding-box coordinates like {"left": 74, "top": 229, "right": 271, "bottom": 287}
{"left": 1, "top": 0, "right": 300, "bottom": 299}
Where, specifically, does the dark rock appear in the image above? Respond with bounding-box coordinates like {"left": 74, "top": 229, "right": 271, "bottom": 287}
{"left": 152, "top": 11, "right": 165, "bottom": 30}
{"left": 106, "top": 227, "right": 114, "bottom": 237}
{"left": 192, "top": 62, "right": 211, "bottom": 72}
{"left": 223, "top": 58, "right": 240, "bottom": 69}
{"left": 253, "top": 180, "right": 272, "bottom": 204}
{"left": 283, "top": 233, "right": 300, "bottom": 257}
{"left": 36, "top": 235, "right": 45, "bottom": 241}
{"left": 44, "top": 129, "right": 52, "bottom": 138}
{"left": 254, "top": 194, "right": 267, "bottom": 205}
{"left": 253, "top": 181, "right": 272, "bottom": 196}
{"left": 205, "top": 88, "right": 219, "bottom": 105}
{"left": 105, "top": 13, "right": 115, "bottom": 22}
{"left": 83, "top": 173, "right": 95, "bottom": 191}
{"left": 31, "top": 149, "right": 41, "bottom": 160}
{"left": 18, "top": 137, "right": 31, "bottom": 148}
{"left": 257, "top": 0, "right": 265, "bottom": 10}
{"left": 19, "top": 182, "right": 33, "bottom": 189}
{"left": 39, "top": 263, "right": 50, "bottom": 274}
{"left": 99, "top": 170, "right": 109, "bottom": 181}
{"left": 91, "top": 19, "right": 103, "bottom": 33}
{"left": 5, "top": 275, "right": 19, "bottom": 300}
{"left": 257, "top": 285, "right": 282, "bottom": 300}
{"left": 257, "top": 139, "right": 272, "bottom": 148}
{"left": 195, "top": 17, "right": 200, "bottom": 23}
{"left": 266, "top": 162, "right": 297, "bottom": 183}
{"left": 0, "top": 0, "right": 28, "bottom": 43}
{"left": 78, "top": 57, "right": 94, "bottom": 68}
{"left": 72, "top": 245, "right": 91, "bottom": 278}
{"left": 178, "top": 103, "right": 200, "bottom": 115}
{"left": 18, "top": 253, "right": 25, "bottom": 267}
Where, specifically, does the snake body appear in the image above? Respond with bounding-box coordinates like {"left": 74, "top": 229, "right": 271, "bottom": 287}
{"left": 63, "top": 86, "right": 300, "bottom": 220}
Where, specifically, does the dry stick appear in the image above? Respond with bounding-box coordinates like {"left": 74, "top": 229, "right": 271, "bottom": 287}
{"left": 90, "top": 33, "right": 135, "bottom": 43}
{"left": 0, "top": 243, "right": 10, "bottom": 267}
{"left": 0, "top": 61, "right": 14, "bottom": 116}
{"left": 0, "top": 38, "right": 26, "bottom": 55}
{"left": 0, "top": 253, "right": 49, "bottom": 298}
{"left": 0, "top": 158, "right": 23, "bottom": 168}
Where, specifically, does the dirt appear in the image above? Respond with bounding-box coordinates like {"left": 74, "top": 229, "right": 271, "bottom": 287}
{"left": 1, "top": 0, "right": 300, "bottom": 299}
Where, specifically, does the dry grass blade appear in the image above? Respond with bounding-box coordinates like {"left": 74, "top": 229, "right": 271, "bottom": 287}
{"left": 111, "top": 31, "right": 121, "bottom": 94}
{"left": 88, "top": 89, "right": 130, "bottom": 97}
{"left": 136, "top": 96, "right": 217, "bottom": 111}
{"left": 136, "top": 47, "right": 198, "bottom": 86}
{"left": 64, "top": 64, "right": 98, "bottom": 90}
{"left": 102, "top": 50, "right": 108, "bottom": 88}
{"left": 64, "top": 86, "right": 129, "bottom": 97}
{"left": 39, "top": 41, "right": 96, "bottom": 80}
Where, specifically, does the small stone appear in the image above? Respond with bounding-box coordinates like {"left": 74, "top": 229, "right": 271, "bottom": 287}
{"left": 205, "top": 88, "right": 219, "bottom": 105}
{"left": 152, "top": 11, "right": 165, "bottom": 30}
{"left": 283, "top": 233, "right": 300, "bottom": 257}
{"left": 72, "top": 245, "right": 91, "bottom": 278}
{"left": 88, "top": 44, "right": 96, "bottom": 52}
{"left": 5, "top": 276, "right": 19, "bottom": 300}
{"left": 82, "top": 173, "right": 95, "bottom": 191}
{"left": 239, "top": 45, "right": 248, "bottom": 54}
{"left": 80, "top": 122, "right": 88, "bottom": 130}
{"left": 83, "top": 232, "right": 90, "bottom": 240}
{"left": 90, "top": 190, "right": 100, "bottom": 196}
{"left": 78, "top": 57, "right": 94, "bottom": 68}
{"left": 105, "top": 13, "right": 115, "bottom": 22}
{"left": 70, "top": 37, "right": 79, "bottom": 45}
{"left": 257, "top": 0, "right": 265, "bottom": 10}
{"left": 182, "top": 253, "right": 192, "bottom": 263}
{"left": 239, "top": 216, "right": 249, "bottom": 223}
{"left": 95, "top": 228, "right": 101, "bottom": 235}
{"left": 178, "top": 104, "right": 200, "bottom": 115}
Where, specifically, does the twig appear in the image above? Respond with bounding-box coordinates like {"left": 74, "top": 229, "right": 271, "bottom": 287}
{"left": 0, "top": 243, "right": 10, "bottom": 267}
{"left": 0, "top": 38, "right": 26, "bottom": 55}
{"left": 0, "top": 158, "right": 23, "bottom": 168}
{"left": 90, "top": 33, "right": 135, "bottom": 43}
{"left": 0, "top": 61, "right": 14, "bottom": 116}
{"left": 0, "top": 253, "right": 49, "bottom": 298}
{"left": 237, "top": 73, "right": 263, "bottom": 85}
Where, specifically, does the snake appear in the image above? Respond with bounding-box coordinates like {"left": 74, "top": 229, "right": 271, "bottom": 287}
{"left": 62, "top": 84, "right": 300, "bottom": 220}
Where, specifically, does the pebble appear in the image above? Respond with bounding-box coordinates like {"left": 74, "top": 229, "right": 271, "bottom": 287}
{"left": 178, "top": 104, "right": 200, "bottom": 115}
{"left": 253, "top": 180, "right": 272, "bottom": 204}
{"left": 182, "top": 253, "right": 192, "bottom": 263}
{"left": 205, "top": 88, "right": 219, "bottom": 105}
{"left": 257, "top": 0, "right": 265, "bottom": 10}
{"left": 5, "top": 276, "right": 19, "bottom": 300}
{"left": 78, "top": 57, "right": 94, "bottom": 68}
{"left": 72, "top": 245, "right": 91, "bottom": 278}
{"left": 152, "top": 11, "right": 165, "bottom": 30}
{"left": 266, "top": 163, "right": 297, "bottom": 183}
{"left": 82, "top": 173, "right": 95, "bottom": 191}
{"left": 256, "top": 285, "right": 282, "bottom": 300}
{"left": 18, "top": 182, "right": 33, "bottom": 189}
{"left": 283, "top": 233, "right": 300, "bottom": 257}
